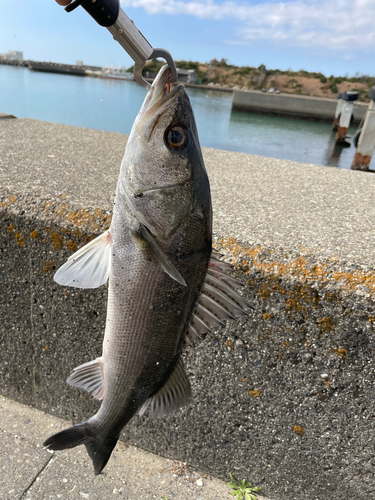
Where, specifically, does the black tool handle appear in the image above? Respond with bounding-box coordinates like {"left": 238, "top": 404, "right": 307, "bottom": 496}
{"left": 66, "top": 0, "right": 120, "bottom": 27}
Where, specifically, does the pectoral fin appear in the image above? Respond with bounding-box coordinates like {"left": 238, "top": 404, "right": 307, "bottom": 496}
{"left": 132, "top": 224, "right": 186, "bottom": 287}
{"left": 139, "top": 358, "right": 191, "bottom": 419}
{"left": 54, "top": 230, "right": 112, "bottom": 289}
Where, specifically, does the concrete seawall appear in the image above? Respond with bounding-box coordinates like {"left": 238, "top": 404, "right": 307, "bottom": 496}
{"left": 232, "top": 89, "right": 368, "bottom": 122}
{"left": 1, "top": 118, "right": 375, "bottom": 500}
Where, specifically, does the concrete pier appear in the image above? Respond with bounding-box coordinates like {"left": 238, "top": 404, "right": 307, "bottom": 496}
{"left": 232, "top": 89, "right": 367, "bottom": 122}
{"left": 332, "top": 95, "right": 345, "bottom": 131}
{"left": 1, "top": 118, "right": 375, "bottom": 500}
{"left": 335, "top": 92, "right": 359, "bottom": 145}
{"left": 352, "top": 88, "right": 375, "bottom": 171}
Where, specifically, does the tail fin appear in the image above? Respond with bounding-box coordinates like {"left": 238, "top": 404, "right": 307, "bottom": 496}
{"left": 43, "top": 421, "right": 118, "bottom": 475}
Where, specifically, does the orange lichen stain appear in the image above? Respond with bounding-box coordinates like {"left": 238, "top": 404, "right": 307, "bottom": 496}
{"left": 242, "top": 377, "right": 247, "bottom": 383}
{"left": 319, "top": 317, "right": 336, "bottom": 332}
{"left": 43, "top": 201, "right": 112, "bottom": 235}
{"left": 66, "top": 240, "right": 77, "bottom": 251}
{"left": 44, "top": 201, "right": 53, "bottom": 211}
{"left": 369, "top": 316, "right": 374, "bottom": 322}
{"left": 7, "top": 224, "right": 16, "bottom": 233}
{"left": 30, "top": 230, "right": 39, "bottom": 239}
{"left": 45, "top": 345, "right": 49, "bottom": 351}
{"left": 65, "top": 208, "right": 112, "bottom": 232}
{"left": 8, "top": 195, "right": 16, "bottom": 204}
{"left": 282, "top": 341, "right": 290, "bottom": 348}
{"left": 216, "top": 236, "right": 375, "bottom": 299}
{"left": 249, "top": 390, "right": 261, "bottom": 397}
{"left": 323, "top": 380, "right": 330, "bottom": 386}
{"left": 227, "top": 340, "right": 232, "bottom": 348}
{"left": 286, "top": 297, "right": 307, "bottom": 318}
{"left": 45, "top": 227, "right": 63, "bottom": 251}
{"left": 293, "top": 425, "right": 305, "bottom": 436}
{"left": 14, "top": 233, "right": 25, "bottom": 246}
{"left": 258, "top": 277, "right": 287, "bottom": 302}
{"left": 262, "top": 313, "right": 273, "bottom": 321}
{"left": 43, "top": 261, "right": 54, "bottom": 273}
{"left": 335, "top": 348, "right": 347, "bottom": 359}
{"left": 1, "top": 202, "right": 9, "bottom": 208}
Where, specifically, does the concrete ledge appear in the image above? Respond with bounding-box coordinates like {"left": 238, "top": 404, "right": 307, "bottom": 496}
{"left": 1, "top": 118, "right": 375, "bottom": 500}
{"left": 232, "top": 90, "right": 368, "bottom": 122}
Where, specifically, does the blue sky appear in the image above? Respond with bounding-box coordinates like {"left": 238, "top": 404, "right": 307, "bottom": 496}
{"left": 0, "top": 0, "right": 374, "bottom": 76}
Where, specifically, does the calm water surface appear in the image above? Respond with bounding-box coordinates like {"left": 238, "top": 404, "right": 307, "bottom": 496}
{"left": 0, "top": 65, "right": 365, "bottom": 170}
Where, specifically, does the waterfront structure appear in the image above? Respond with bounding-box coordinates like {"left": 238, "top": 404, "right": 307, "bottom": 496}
{"left": 351, "top": 87, "right": 375, "bottom": 171}
{"left": 176, "top": 68, "right": 197, "bottom": 84}
{"left": 0, "top": 50, "right": 23, "bottom": 61}
{"left": 232, "top": 89, "right": 366, "bottom": 123}
{"left": 335, "top": 91, "right": 359, "bottom": 145}
{"left": 28, "top": 61, "right": 86, "bottom": 76}
{"left": 332, "top": 93, "right": 345, "bottom": 131}
{"left": 87, "top": 65, "right": 134, "bottom": 80}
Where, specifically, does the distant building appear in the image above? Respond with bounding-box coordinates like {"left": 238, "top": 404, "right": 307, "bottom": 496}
{"left": 176, "top": 68, "right": 197, "bottom": 84}
{"left": 6, "top": 50, "right": 23, "bottom": 61}
{"left": 76, "top": 61, "right": 84, "bottom": 67}
{"left": 210, "top": 58, "right": 219, "bottom": 64}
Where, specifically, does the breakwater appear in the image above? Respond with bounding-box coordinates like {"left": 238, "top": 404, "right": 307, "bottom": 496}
{"left": 1, "top": 117, "right": 375, "bottom": 500}
{"left": 0, "top": 58, "right": 101, "bottom": 75}
{"left": 232, "top": 89, "right": 368, "bottom": 123}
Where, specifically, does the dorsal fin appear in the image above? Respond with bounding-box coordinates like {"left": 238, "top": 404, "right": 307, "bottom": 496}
{"left": 183, "top": 253, "right": 251, "bottom": 349}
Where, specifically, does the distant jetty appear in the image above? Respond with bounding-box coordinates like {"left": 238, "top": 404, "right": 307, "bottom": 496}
{"left": 28, "top": 61, "right": 86, "bottom": 76}
{"left": 0, "top": 58, "right": 101, "bottom": 76}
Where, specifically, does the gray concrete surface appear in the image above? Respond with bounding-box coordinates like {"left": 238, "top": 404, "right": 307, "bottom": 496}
{"left": 1, "top": 118, "right": 375, "bottom": 500}
{"left": 1, "top": 396, "right": 258, "bottom": 500}
{"left": 232, "top": 89, "right": 367, "bottom": 122}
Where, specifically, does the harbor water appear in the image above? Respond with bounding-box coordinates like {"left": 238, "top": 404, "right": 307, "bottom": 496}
{"left": 0, "top": 64, "right": 367, "bottom": 170}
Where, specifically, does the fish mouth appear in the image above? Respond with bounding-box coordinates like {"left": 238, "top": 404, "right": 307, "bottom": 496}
{"left": 149, "top": 64, "right": 185, "bottom": 108}
{"left": 136, "top": 65, "right": 185, "bottom": 141}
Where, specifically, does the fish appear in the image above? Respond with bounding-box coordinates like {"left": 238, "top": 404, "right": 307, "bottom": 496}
{"left": 43, "top": 65, "right": 249, "bottom": 475}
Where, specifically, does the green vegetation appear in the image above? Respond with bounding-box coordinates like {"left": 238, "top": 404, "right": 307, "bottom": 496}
{"left": 329, "top": 82, "right": 338, "bottom": 94}
{"left": 233, "top": 66, "right": 252, "bottom": 76}
{"left": 227, "top": 474, "right": 262, "bottom": 500}
{"left": 320, "top": 75, "right": 327, "bottom": 83}
{"left": 142, "top": 58, "right": 164, "bottom": 74}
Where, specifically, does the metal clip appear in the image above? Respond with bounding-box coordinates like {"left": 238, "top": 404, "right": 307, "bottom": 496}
{"left": 134, "top": 49, "right": 177, "bottom": 90}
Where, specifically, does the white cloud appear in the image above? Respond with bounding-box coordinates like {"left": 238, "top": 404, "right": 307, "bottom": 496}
{"left": 121, "top": 0, "right": 375, "bottom": 52}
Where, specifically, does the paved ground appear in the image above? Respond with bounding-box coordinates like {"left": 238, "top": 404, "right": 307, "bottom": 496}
{"left": 0, "top": 396, "right": 270, "bottom": 500}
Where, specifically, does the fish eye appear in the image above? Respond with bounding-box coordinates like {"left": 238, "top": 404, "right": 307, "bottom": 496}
{"left": 165, "top": 125, "right": 188, "bottom": 151}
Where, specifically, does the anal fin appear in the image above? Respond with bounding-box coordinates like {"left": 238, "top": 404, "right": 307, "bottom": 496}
{"left": 139, "top": 358, "right": 191, "bottom": 419}
{"left": 67, "top": 357, "right": 105, "bottom": 401}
